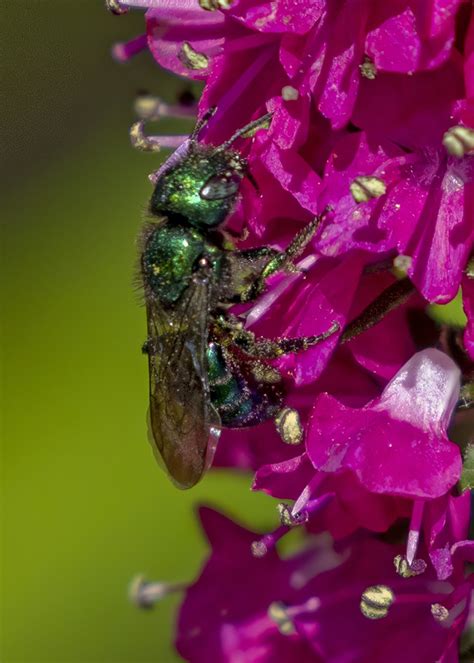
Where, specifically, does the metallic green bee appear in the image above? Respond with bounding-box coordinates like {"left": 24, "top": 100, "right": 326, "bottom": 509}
{"left": 137, "top": 108, "right": 338, "bottom": 488}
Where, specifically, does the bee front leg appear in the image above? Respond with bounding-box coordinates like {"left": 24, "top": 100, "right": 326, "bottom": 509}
{"left": 219, "top": 246, "right": 280, "bottom": 303}
{"left": 241, "top": 213, "right": 327, "bottom": 301}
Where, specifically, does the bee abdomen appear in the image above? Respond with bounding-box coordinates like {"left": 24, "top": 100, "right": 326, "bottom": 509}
{"left": 207, "top": 342, "right": 283, "bottom": 427}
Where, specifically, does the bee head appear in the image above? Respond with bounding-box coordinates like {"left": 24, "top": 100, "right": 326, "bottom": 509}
{"left": 149, "top": 110, "right": 272, "bottom": 230}
{"left": 149, "top": 144, "right": 246, "bottom": 229}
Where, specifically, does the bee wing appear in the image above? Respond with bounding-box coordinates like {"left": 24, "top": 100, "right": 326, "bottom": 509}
{"left": 145, "top": 266, "right": 220, "bottom": 489}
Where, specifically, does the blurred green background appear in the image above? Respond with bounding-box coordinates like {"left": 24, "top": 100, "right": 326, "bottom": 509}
{"left": 1, "top": 3, "right": 273, "bottom": 661}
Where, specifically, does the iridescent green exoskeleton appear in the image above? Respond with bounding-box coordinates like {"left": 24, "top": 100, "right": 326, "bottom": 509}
{"left": 138, "top": 110, "right": 338, "bottom": 488}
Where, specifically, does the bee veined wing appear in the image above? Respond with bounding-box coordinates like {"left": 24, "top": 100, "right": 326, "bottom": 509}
{"left": 145, "top": 265, "right": 220, "bottom": 489}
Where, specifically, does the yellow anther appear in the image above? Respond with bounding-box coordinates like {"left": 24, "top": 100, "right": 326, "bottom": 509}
{"left": 179, "top": 42, "right": 209, "bottom": 70}
{"left": 360, "top": 585, "right": 394, "bottom": 620}
{"left": 350, "top": 176, "right": 386, "bottom": 203}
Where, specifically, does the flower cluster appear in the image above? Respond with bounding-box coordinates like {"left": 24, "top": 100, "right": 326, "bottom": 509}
{"left": 110, "top": 1, "right": 474, "bottom": 660}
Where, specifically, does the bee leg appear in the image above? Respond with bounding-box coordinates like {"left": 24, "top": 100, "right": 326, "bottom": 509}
{"left": 264, "top": 214, "right": 325, "bottom": 275}
{"left": 220, "top": 227, "right": 249, "bottom": 249}
{"left": 236, "top": 246, "right": 280, "bottom": 264}
{"left": 213, "top": 318, "right": 325, "bottom": 447}
{"left": 242, "top": 213, "right": 327, "bottom": 301}
{"left": 231, "top": 322, "right": 340, "bottom": 359}
{"left": 218, "top": 247, "right": 281, "bottom": 302}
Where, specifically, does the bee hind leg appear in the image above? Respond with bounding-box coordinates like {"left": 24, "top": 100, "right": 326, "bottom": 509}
{"left": 231, "top": 322, "right": 340, "bottom": 359}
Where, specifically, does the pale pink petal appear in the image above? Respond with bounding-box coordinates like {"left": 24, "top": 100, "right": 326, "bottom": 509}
{"left": 374, "top": 348, "right": 461, "bottom": 433}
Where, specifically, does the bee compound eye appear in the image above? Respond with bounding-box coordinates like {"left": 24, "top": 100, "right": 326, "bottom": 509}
{"left": 199, "top": 172, "right": 241, "bottom": 200}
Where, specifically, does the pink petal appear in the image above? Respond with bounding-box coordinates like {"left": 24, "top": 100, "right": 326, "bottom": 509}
{"left": 307, "top": 350, "right": 462, "bottom": 499}
{"left": 248, "top": 253, "right": 365, "bottom": 385}
{"left": 346, "top": 275, "right": 428, "bottom": 381}
{"left": 146, "top": 3, "right": 226, "bottom": 80}
{"left": 374, "top": 348, "right": 461, "bottom": 434}
{"left": 379, "top": 152, "right": 474, "bottom": 302}
{"left": 253, "top": 453, "right": 314, "bottom": 500}
{"left": 267, "top": 93, "right": 311, "bottom": 151}
{"left": 311, "top": 2, "right": 369, "bottom": 129}
{"left": 228, "top": 0, "right": 324, "bottom": 35}
{"left": 317, "top": 132, "right": 406, "bottom": 257}
{"left": 308, "top": 395, "right": 460, "bottom": 498}
{"left": 465, "top": 12, "right": 474, "bottom": 97}
{"left": 259, "top": 139, "right": 322, "bottom": 214}
{"left": 366, "top": 5, "right": 456, "bottom": 74}
{"left": 352, "top": 60, "right": 464, "bottom": 149}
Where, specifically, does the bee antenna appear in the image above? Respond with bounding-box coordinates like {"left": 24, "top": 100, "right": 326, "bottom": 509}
{"left": 217, "top": 112, "right": 273, "bottom": 151}
{"left": 190, "top": 106, "right": 217, "bottom": 142}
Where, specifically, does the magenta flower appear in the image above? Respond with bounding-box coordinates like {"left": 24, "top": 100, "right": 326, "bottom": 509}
{"left": 176, "top": 506, "right": 318, "bottom": 663}
{"left": 146, "top": 2, "right": 234, "bottom": 81}
{"left": 255, "top": 349, "right": 463, "bottom": 552}
{"left": 175, "top": 507, "right": 471, "bottom": 663}
{"left": 307, "top": 348, "right": 461, "bottom": 498}
{"left": 136, "top": 0, "right": 465, "bottom": 130}
{"left": 376, "top": 148, "right": 474, "bottom": 304}
{"left": 292, "top": 539, "right": 472, "bottom": 663}
{"left": 318, "top": 130, "right": 474, "bottom": 304}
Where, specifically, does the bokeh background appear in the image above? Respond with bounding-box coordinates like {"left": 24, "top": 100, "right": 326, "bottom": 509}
{"left": 1, "top": 3, "right": 274, "bottom": 661}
